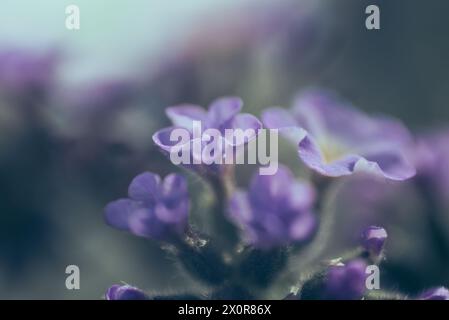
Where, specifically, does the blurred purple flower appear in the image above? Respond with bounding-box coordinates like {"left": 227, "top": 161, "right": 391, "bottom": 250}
{"left": 262, "top": 89, "right": 416, "bottom": 181}
{"left": 0, "top": 49, "right": 58, "bottom": 96}
{"left": 413, "top": 130, "right": 449, "bottom": 200}
{"left": 68, "top": 79, "right": 137, "bottom": 113}
{"left": 228, "top": 165, "right": 316, "bottom": 249}
{"left": 418, "top": 287, "right": 449, "bottom": 300}
{"left": 106, "top": 284, "right": 149, "bottom": 300}
{"left": 152, "top": 97, "right": 262, "bottom": 173}
{"left": 324, "top": 259, "right": 367, "bottom": 300}
{"left": 361, "top": 226, "right": 387, "bottom": 256}
{"left": 104, "top": 172, "right": 189, "bottom": 241}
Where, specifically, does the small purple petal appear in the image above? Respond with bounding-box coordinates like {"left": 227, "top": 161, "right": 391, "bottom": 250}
{"left": 262, "top": 107, "right": 298, "bottom": 129}
{"left": 262, "top": 107, "right": 307, "bottom": 144}
{"left": 106, "top": 285, "right": 149, "bottom": 300}
{"left": 298, "top": 135, "right": 358, "bottom": 177}
{"left": 104, "top": 199, "right": 141, "bottom": 231}
{"left": 206, "top": 96, "right": 243, "bottom": 129}
{"left": 419, "top": 287, "right": 449, "bottom": 300}
{"left": 128, "top": 208, "right": 165, "bottom": 239}
{"left": 128, "top": 172, "right": 161, "bottom": 202}
{"left": 152, "top": 126, "right": 191, "bottom": 152}
{"left": 354, "top": 152, "right": 416, "bottom": 181}
{"left": 289, "top": 211, "right": 316, "bottom": 241}
{"left": 225, "top": 113, "right": 262, "bottom": 145}
{"left": 166, "top": 104, "right": 207, "bottom": 129}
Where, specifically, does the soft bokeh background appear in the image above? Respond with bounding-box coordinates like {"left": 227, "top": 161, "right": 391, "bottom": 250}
{"left": 1, "top": 0, "right": 449, "bottom": 299}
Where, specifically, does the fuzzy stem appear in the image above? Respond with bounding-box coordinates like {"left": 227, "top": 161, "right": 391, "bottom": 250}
{"left": 207, "top": 168, "right": 239, "bottom": 250}
{"left": 289, "top": 176, "right": 346, "bottom": 272}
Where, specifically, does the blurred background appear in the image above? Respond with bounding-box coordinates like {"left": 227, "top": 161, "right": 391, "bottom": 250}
{"left": 1, "top": 0, "right": 449, "bottom": 299}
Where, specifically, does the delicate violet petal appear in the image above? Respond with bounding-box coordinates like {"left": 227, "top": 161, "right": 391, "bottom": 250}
{"left": 152, "top": 126, "right": 191, "bottom": 152}
{"left": 155, "top": 174, "right": 190, "bottom": 223}
{"left": 419, "top": 287, "right": 449, "bottom": 300}
{"left": 289, "top": 212, "right": 316, "bottom": 241}
{"left": 105, "top": 285, "right": 121, "bottom": 300}
{"left": 354, "top": 152, "right": 416, "bottom": 181}
{"left": 206, "top": 96, "right": 243, "bottom": 129}
{"left": 104, "top": 198, "right": 141, "bottom": 231}
{"left": 298, "top": 134, "right": 359, "bottom": 177}
{"left": 262, "top": 107, "right": 307, "bottom": 144}
{"left": 262, "top": 107, "right": 298, "bottom": 128}
{"left": 160, "top": 174, "right": 189, "bottom": 202}
{"left": 106, "top": 285, "right": 149, "bottom": 300}
{"left": 154, "top": 201, "right": 189, "bottom": 227}
{"left": 166, "top": 104, "right": 207, "bottom": 129}
{"left": 225, "top": 113, "right": 262, "bottom": 146}
{"left": 128, "top": 172, "right": 161, "bottom": 202}
{"left": 128, "top": 207, "right": 165, "bottom": 239}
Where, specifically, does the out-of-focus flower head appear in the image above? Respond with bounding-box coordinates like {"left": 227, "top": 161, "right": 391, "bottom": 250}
{"left": 104, "top": 172, "right": 189, "bottom": 241}
{"left": 67, "top": 79, "right": 137, "bottom": 114}
{"left": 360, "top": 226, "right": 388, "bottom": 256}
{"left": 262, "top": 89, "right": 416, "bottom": 181}
{"left": 106, "top": 284, "right": 149, "bottom": 300}
{"left": 228, "top": 165, "right": 316, "bottom": 249}
{"left": 418, "top": 286, "right": 449, "bottom": 300}
{"left": 0, "top": 49, "right": 59, "bottom": 98}
{"left": 152, "top": 97, "right": 262, "bottom": 174}
{"left": 324, "top": 259, "right": 367, "bottom": 300}
{"left": 413, "top": 130, "right": 449, "bottom": 200}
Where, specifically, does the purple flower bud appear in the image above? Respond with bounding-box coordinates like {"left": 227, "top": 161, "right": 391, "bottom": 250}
{"left": 228, "top": 165, "right": 316, "bottom": 249}
{"left": 324, "top": 259, "right": 368, "bottom": 300}
{"left": 106, "top": 284, "right": 149, "bottom": 300}
{"left": 419, "top": 287, "right": 449, "bottom": 300}
{"left": 104, "top": 172, "right": 190, "bottom": 241}
{"left": 361, "top": 226, "right": 388, "bottom": 256}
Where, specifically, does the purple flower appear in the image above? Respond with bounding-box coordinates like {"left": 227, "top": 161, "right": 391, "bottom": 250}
{"left": 419, "top": 287, "right": 449, "bottom": 300}
{"left": 152, "top": 97, "right": 262, "bottom": 173}
{"left": 0, "top": 49, "right": 58, "bottom": 95}
{"left": 106, "top": 284, "right": 149, "bottom": 300}
{"left": 361, "top": 226, "right": 387, "bottom": 256}
{"left": 228, "top": 165, "right": 316, "bottom": 249}
{"left": 262, "top": 89, "right": 416, "bottom": 181}
{"left": 324, "top": 259, "right": 368, "bottom": 300}
{"left": 104, "top": 172, "right": 189, "bottom": 241}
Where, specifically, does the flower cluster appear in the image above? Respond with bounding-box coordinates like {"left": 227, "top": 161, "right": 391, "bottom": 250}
{"left": 104, "top": 90, "right": 449, "bottom": 300}
{"left": 105, "top": 172, "right": 189, "bottom": 241}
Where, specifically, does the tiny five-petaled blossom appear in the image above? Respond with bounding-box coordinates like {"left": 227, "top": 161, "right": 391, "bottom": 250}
{"left": 104, "top": 172, "right": 189, "bottom": 241}
{"left": 419, "top": 287, "right": 449, "bottom": 300}
{"left": 152, "top": 97, "right": 262, "bottom": 172}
